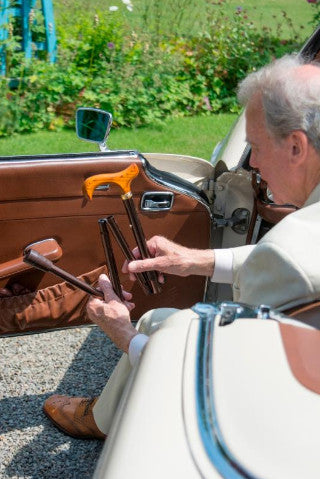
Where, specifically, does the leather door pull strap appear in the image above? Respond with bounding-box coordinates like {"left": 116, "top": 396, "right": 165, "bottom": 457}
{"left": 0, "top": 238, "right": 62, "bottom": 280}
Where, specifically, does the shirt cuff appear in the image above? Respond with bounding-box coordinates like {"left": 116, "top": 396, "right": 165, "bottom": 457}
{"left": 210, "top": 248, "right": 233, "bottom": 284}
{"left": 128, "top": 333, "right": 149, "bottom": 366}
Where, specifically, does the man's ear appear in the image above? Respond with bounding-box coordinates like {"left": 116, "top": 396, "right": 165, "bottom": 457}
{"left": 289, "top": 130, "right": 308, "bottom": 165}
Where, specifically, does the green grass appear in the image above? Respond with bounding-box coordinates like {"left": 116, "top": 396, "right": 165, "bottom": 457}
{"left": 55, "top": 0, "right": 316, "bottom": 40}
{"left": 0, "top": 114, "right": 237, "bottom": 160}
{"left": 219, "top": 0, "right": 315, "bottom": 38}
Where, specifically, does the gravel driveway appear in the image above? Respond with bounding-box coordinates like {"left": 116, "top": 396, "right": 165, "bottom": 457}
{"left": 0, "top": 326, "right": 121, "bottom": 478}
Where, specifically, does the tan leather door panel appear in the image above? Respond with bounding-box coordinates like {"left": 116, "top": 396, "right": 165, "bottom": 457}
{"left": 0, "top": 151, "right": 211, "bottom": 335}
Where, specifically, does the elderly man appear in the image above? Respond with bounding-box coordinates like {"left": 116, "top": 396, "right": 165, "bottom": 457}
{"left": 43, "top": 54, "right": 320, "bottom": 440}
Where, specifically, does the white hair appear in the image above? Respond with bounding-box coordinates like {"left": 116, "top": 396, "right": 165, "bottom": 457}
{"left": 237, "top": 54, "right": 320, "bottom": 152}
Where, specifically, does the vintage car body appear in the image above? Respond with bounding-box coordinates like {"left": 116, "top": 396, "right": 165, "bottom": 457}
{"left": 94, "top": 303, "right": 320, "bottom": 479}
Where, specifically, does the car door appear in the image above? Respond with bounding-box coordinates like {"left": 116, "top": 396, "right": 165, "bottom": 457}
{"left": 0, "top": 150, "right": 212, "bottom": 335}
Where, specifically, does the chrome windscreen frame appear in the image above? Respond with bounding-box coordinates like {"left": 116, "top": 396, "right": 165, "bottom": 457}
{"left": 192, "top": 302, "right": 277, "bottom": 479}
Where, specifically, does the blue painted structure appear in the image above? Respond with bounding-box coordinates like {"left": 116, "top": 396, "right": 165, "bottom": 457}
{"left": 0, "top": 0, "right": 57, "bottom": 75}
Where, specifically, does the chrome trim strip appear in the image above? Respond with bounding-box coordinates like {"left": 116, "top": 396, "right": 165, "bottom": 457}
{"left": 140, "top": 155, "right": 213, "bottom": 218}
{"left": 0, "top": 151, "right": 140, "bottom": 164}
{"left": 192, "top": 302, "right": 260, "bottom": 479}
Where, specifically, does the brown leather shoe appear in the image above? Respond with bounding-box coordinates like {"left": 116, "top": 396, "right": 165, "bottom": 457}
{"left": 43, "top": 395, "right": 106, "bottom": 440}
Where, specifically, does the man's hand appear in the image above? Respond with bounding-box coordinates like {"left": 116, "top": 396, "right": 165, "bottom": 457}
{"left": 122, "top": 235, "right": 215, "bottom": 282}
{"left": 86, "top": 274, "right": 137, "bottom": 353}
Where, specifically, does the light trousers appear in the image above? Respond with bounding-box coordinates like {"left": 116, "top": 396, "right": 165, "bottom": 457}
{"left": 92, "top": 308, "right": 179, "bottom": 434}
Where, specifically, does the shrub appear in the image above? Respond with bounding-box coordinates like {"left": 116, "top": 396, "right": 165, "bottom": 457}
{"left": 0, "top": 1, "right": 304, "bottom": 137}
{"left": 307, "top": 0, "right": 320, "bottom": 28}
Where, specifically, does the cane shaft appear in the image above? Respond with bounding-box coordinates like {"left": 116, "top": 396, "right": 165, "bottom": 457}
{"left": 106, "top": 216, "right": 153, "bottom": 295}
{"left": 98, "top": 219, "right": 124, "bottom": 301}
{"left": 23, "top": 249, "right": 103, "bottom": 298}
{"left": 122, "top": 195, "right": 161, "bottom": 294}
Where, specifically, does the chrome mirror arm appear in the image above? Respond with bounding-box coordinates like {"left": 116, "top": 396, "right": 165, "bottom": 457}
{"left": 98, "top": 141, "right": 110, "bottom": 152}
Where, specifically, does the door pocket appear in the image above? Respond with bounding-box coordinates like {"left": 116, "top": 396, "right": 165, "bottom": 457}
{"left": 0, "top": 265, "right": 107, "bottom": 336}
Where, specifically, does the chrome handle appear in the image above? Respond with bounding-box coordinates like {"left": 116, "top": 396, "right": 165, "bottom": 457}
{"left": 141, "top": 191, "right": 174, "bottom": 212}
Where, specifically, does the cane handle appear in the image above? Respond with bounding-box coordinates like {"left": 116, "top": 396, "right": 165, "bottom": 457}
{"left": 82, "top": 163, "right": 139, "bottom": 200}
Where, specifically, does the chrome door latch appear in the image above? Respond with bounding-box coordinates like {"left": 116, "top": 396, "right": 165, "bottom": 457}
{"left": 141, "top": 191, "right": 174, "bottom": 212}
{"left": 213, "top": 208, "right": 250, "bottom": 234}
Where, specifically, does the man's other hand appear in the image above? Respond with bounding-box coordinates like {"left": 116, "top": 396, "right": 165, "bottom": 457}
{"left": 86, "top": 274, "right": 137, "bottom": 353}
